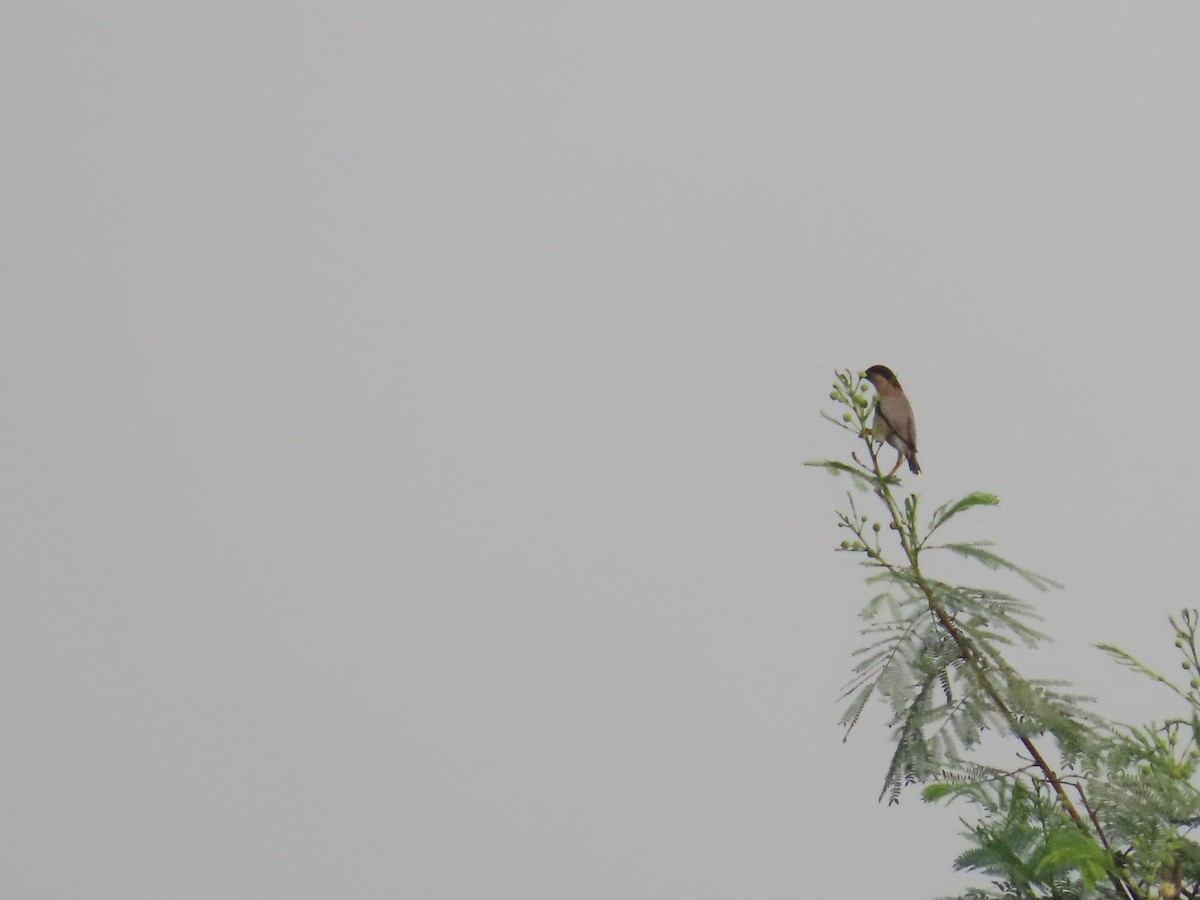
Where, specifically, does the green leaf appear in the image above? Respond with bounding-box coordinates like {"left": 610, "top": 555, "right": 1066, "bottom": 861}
{"left": 935, "top": 542, "right": 1063, "bottom": 591}
{"left": 921, "top": 782, "right": 960, "bottom": 801}
{"left": 1176, "top": 838, "right": 1200, "bottom": 882}
{"left": 803, "top": 459, "right": 881, "bottom": 489}
{"left": 928, "top": 492, "right": 1000, "bottom": 533}
{"left": 1095, "top": 642, "right": 1184, "bottom": 696}
{"left": 838, "top": 682, "right": 875, "bottom": 738}
{"left": 1037, "top": 829, "right": 1112, "bottom": 890}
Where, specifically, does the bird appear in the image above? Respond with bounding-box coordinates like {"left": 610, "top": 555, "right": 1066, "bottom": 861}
{"left": 864, "top": 365, "right": 920, "bottom": 476}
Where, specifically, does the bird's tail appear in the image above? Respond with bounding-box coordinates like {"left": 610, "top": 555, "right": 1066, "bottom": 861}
{"left": 908, "top": 454, "right": 921, "bottom": 475}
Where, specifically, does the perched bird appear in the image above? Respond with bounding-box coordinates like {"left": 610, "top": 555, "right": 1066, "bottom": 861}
{"left": 864, "top": 365, "right": 920, "bottom": 476}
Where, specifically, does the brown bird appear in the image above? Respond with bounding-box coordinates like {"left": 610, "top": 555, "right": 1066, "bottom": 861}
{"left": 864, "top": 365, "right": 920, "bottom": 476}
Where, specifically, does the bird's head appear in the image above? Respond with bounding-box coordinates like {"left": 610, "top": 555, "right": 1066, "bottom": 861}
{"left": 865, "top": 365, "right": 901, "bottom": 391}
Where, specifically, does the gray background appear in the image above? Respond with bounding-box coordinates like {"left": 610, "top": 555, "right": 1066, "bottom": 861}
{"left": 4, "top": 3, "right": 1198, "bottom": 897}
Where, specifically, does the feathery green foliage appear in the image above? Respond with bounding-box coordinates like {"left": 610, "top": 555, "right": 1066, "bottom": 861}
{"left": 813, "top": 369, "right": 1200, "bottom": 900}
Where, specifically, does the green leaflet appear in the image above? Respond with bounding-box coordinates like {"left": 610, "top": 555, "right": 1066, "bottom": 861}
{"left": 935, "top": 541, "right": 1064, "bottom": 592}
{"left": 803, "top": 458, "right": 887, "bottom": 490}
{"left": 928, "top": 491, "right": 1000, "bottom": 532}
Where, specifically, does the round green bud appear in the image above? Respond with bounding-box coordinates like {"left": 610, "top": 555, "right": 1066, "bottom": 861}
{"left": 1190, "top": 678, "right": 1199, "bottom": 690}
{"left": 1183, "top": 660, "right": 1192, "bottom": 670}
{"left": 889, "top": 522, "right": 899, "bottom": 530}
{"left": 842, "top": 412, "right": 852, "bottom": 422}
{"left": 830, "top": 391, "right": 839, "bottom": 401}
{"left": 1176, "top": 639, "right": 1185, "bottom": 648}
{"left": 857, "top": 371, "right": 866, "bottom": 379}
{"left": 873, "top": 522, "right": 882, "bottom": 532}
{"left": 840, "top": 540, "right": 850, "bottom": 549}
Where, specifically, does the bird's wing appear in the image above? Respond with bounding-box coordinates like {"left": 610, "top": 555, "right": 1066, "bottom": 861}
{"left": 879, "top": 396, "right": 917, "bottom": 452}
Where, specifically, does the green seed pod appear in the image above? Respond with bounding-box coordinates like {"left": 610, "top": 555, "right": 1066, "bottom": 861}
{"left": 1183, "top": 660, "right": 1192, "bottom": 670}
{"left": 840, "top": 540, "right": 850, "bottom": 550}
{"left": 829, "top": 391, "right": 839, "bottom": 401}
{"left": 842, "top": 412, "right": 852, "bottom": 422}
{"left": 1191, "top": 678, "right": 1200, "bottom": 690}
{"left": 873, "top": 522, "right": 881, "bottom": 532}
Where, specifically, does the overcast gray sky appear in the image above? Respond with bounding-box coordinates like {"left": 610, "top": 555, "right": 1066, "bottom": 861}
{"left": 5, "top": 4, "right": 1200, "bottom": 898}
